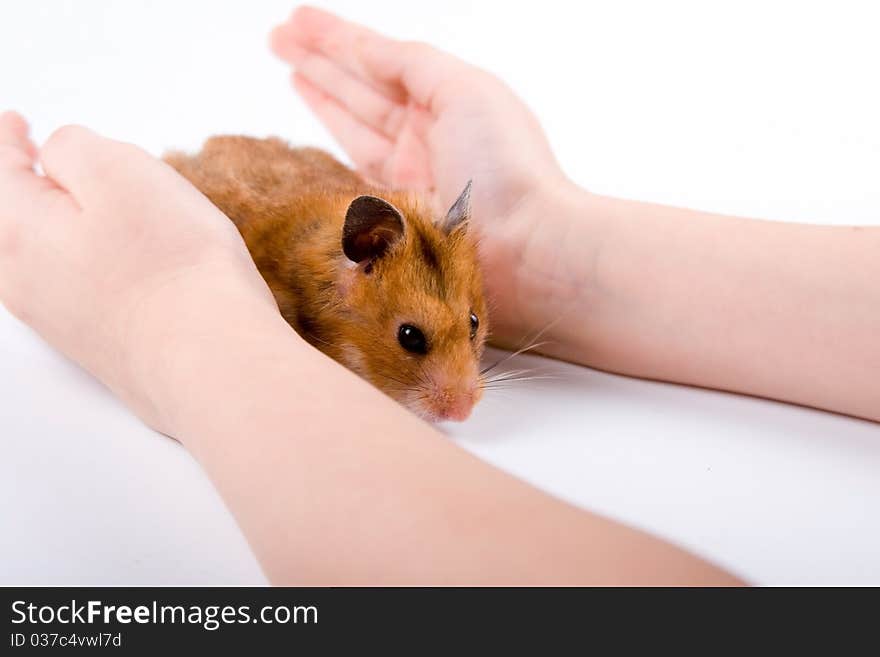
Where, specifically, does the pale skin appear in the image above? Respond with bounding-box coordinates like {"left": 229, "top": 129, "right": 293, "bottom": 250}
{"left": 0, "top": 7, "right": 875, "bottom": 585}
{"left": 271, "top": 7, "right": 880, "bottom": 423}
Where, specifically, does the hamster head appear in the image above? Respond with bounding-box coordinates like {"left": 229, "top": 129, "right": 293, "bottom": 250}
{"left": 333, "top": 181, "right": 488, "bottom": 422}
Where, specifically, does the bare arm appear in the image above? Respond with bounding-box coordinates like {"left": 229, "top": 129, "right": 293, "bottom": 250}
{"left": 273, "top": 6, "right": 880, "bottom": 423}
{"left": 164, "top": 307, "right": 741, "bottom": 585}
{"left": 0, "top": 113, "right": 741, "bottom": 585}
{"left": 506, "top": 184, "right": 880, "bottom": 423}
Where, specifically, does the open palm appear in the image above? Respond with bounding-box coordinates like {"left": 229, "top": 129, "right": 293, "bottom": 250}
{"left": 270, "top": 6, "right": 563, "bottom": 224}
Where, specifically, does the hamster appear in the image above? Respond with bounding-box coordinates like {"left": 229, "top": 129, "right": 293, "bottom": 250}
{"left": 164, "top": 136, "right": 488, "bottom": 422}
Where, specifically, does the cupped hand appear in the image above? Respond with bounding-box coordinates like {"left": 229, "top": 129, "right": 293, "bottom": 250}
{"left": 0, "top": 112, "right": 280, "bottom": 432}
{"left": 270, "top": 7, "right": 577, "bottom": 341}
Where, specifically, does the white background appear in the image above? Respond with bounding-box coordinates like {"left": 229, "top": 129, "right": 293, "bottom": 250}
{"left": 1, "top": 0, "right": 878, "bottom": 585}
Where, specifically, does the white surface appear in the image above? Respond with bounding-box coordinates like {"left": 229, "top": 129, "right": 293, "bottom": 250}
{"left": 1, "top": 0, "right": 879, "bottom": 585}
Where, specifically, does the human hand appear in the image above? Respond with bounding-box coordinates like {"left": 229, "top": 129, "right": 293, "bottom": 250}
{"left": 270, "top": 7, "right": 585, "bottom": 343}
{"left": 0, "top": 112, "right": 281, "bottom": 433}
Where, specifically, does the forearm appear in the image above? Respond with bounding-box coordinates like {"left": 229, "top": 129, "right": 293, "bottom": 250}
{"left": 155, "top": 306, "right": 740, "bottom": 585}
{"left": 522, "top": 183, "right": 880, "bottom": 421}
{"left": 0, "top": 112, "right": 736, "bottom": 584}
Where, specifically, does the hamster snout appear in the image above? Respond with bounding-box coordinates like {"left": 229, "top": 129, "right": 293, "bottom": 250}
{"left": 345, "top": 333, "right": 486, "bottom": 423}
{"left": 416, "top": 366, "right": 484, "bottom": 422}
{"left": 425, "top": 384, "right": 480, "bottom": 422}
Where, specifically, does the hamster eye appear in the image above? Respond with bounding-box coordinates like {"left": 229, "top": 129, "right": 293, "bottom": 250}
{"left": 469, "top": 312, "right": 479, "bottom": 339}
{"left": 398, "top": 324, "right": 428, "bottom": 354}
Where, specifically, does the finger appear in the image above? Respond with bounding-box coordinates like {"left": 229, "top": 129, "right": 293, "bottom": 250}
{"left": 273, "top": 7, "right": 440, "bottom": 105}
{"left": 0, "top": 113, "right": 76, "bottom": 260}
{"left": 271, "top": 6, "right": 390, "bottom": 87}
{"left": 39, "top": 125, "right": 105, "bottom": 200}
{"left": 0, "top": 112, "right": 69, "bottom": 209}
{"left": 292, "top": 50, "right": 407, "bottom": 139}
{"left": 292, "top": 72, "right": 395, "bottom": 182}
{"left": 39, "top": 124, "right": 151, "bottom": 204}
{"left": 0, "top": 111, "right": 38, "bottom": 170}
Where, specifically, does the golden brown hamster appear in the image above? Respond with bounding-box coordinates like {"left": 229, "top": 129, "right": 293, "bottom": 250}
{"left": 164, "top": 136, "right": 487, "bottom": 421}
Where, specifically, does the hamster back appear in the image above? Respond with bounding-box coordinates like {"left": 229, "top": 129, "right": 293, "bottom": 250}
{"left": 164, "top": 136, "right": 488, "bottom": 422}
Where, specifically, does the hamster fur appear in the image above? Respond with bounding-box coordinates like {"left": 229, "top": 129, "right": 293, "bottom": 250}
{"left": 164, "top": 136, "right": 488, "bottom": 422}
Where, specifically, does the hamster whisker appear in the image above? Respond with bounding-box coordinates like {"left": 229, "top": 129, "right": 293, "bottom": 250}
{"left": 481, "top": 310, "right": 574, "bottom": 376}
{"left": 302, "top": 331, "right": 335, "bottom": 348}
{"left": 490, "top": 373, "right": 559, "bottom": 383}
{"left": 483, "top": 368, "right": 534, "bottom": 383}
{"left": 480, "top": 368, "right": 559, "bottom": 392}
{"left": 480, "top": 341, "right": 552, "bottom": 376}
{"left": 415, "top": 359, "right": 435, "bottom": 391}
{"left": 484, "top": 375, "right": 558, "bottom": 386}
{"left": 374, "top": 372, "right": 416, "bottom": 390}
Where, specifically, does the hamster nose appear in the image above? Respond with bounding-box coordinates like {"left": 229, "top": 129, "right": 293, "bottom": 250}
{"left": 434, "top": 393, "right": 475, "bottom": 422}
{"left": 426, "top": 373, "right": 480, "bottom": 422}
{"left": 438, "top": 397, "right": 474, "bottom": 422}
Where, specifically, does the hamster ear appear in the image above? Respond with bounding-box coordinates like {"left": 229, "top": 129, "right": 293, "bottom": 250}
{"left": 342, "top": 195, "right": 405, "bottom": 263}
{"left": 440, "top": 179, "right": 472, "bottom": 234}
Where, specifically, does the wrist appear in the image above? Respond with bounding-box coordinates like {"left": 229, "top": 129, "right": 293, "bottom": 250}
{"left": 152, "top": 300, "right": 303, "bottom": 444}
{"left": 115, "top": 260, "right": 301, "bottom": 439}
{"left": 484, "top": 176, "right": 607, "bottom": 350}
